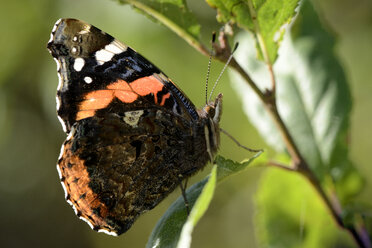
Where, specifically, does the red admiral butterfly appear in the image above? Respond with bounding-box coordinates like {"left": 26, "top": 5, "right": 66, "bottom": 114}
{"left": 47, "top": 18, "right": 222, "bottom": 236}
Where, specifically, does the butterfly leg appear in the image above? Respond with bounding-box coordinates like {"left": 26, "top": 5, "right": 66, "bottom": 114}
{"left": 220, "top": 128, "right": 262, "bottom": 153}
{"left": 179, "top": 179, "right": 190, "bottom": 216}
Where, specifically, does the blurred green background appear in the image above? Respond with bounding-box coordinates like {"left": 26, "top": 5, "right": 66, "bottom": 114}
{"left": 0, "top": 0, "right": 371, "bottom": 247}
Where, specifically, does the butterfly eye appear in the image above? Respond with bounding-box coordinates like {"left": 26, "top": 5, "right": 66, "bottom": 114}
{"left": 208, "top": 107, "right": 216, "bottom": 118}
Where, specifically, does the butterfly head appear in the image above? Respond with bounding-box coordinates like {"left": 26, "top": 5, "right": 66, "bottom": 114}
{"left": 199, "top": 93, "right": 223, "bottom": 160}
{"left": 203, "top": 93, "right": 223, "bottom": 125}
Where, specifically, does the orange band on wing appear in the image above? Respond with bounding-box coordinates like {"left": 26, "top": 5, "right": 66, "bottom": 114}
{"left": 130, "top": 76, "right": 164, "bottom": 96}
{"left": 79, "top": 93, "right": 114, "bottom": 110}
{"left": 108, "top": 76, "right": 166, "bottom": 104}
{"left": 76, "top": 76, "right": 168, "bottom": 121}
{"left": 107, "top": 80, "right": 132, "bottom": 91}
{"left": 77, "top": 110, "right": 96, "bottom": 121}
{"left": 160, "top": 92, "right": 171, "bottom": 106}
{"left": 77, "top": 90, "right": 115, "bottom": 120}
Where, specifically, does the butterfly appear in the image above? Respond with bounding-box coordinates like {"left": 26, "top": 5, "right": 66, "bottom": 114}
{"left": 47, "top": 18, "right": 222, "bottom": 236}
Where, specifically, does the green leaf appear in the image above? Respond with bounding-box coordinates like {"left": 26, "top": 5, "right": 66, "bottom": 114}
{"left": 215, "top": 152, "right": 264, "bottom": 182}
{"left": 205, "top": 0, "right": 253, "bottom": 30}
{"left": 146, "top": 153, "right": 262, "bottom": 248}
{"left": 255, "top": 168, "right": 356, "bottom": 248}
{"left": 206, "top": 0, "right": 300, "bottom": 63}
{"left": 116, "top": 0, "right": 201, "bottom": 51}
{"left": 229, "top": 1, "right": 363, "bottom": 199}
{"left": 176, "top": 166, "right": 217, "bottom": 248}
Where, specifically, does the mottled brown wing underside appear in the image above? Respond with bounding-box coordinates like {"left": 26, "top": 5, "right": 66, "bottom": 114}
{"left": 57, "top": 109, "right": 209, "bottom": 235}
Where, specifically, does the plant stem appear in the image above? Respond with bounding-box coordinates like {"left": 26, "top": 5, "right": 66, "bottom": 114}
{"left": 226, "top": 54, "right": 371, "bottom": 248}
{"left": 268, "top": 160, "right": 296, "bottom": 171}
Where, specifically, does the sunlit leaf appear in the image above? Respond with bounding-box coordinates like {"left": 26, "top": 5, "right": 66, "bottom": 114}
{"left": 176, "top": 166, "right": 217, "bottom": 248}
{"left": 255, "top": 168, "right": 356, "bottom": 248}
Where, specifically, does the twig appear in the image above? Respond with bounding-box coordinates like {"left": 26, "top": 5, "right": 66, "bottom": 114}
{"left": 209, "top": 28, "right": 370, "bottom": 248}
{"left": 268, "top": 160, "right": 296, "bottom": 172}
{"left": 213, "top": 31, "right": 265, "bottom": 102}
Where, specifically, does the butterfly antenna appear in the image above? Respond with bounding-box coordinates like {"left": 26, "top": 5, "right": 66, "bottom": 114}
{"left": 208, "top": 42, "right": 239, "bottom": 102}
{"left": 205, "top": 32, "right": 216, "bottom": 105}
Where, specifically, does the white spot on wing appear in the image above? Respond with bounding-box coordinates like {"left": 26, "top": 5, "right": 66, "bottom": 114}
{"left": 105, "top": 42, "right": 125, "bottom": 54}
{"left": 74, "top": 58, "right": 85, "bottom": 71}
{"left": 84, "top": 76, "right": 93, "bottom": 84}
{"left": 95, "top": 49, "right": 115, "bottom": 65}
{"left": 123, "top": 110, "right": 144, "bottom": 127}
{"left": 95, "top": 40, "right": 127, "bottom": 65}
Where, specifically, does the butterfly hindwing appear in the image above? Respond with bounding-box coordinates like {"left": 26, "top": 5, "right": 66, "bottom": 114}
{"left": 58, "top": 109, "right": 208, "bottom": 235}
